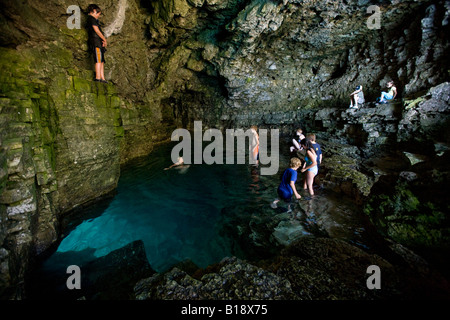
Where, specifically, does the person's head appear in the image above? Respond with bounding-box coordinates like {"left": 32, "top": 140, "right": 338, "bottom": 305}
{"left": 387, "top": 81, "right": 394, "bottom": 87}
{"left": 250, "top": 125, "right": 258, "bottom": 132}
{"left": 356, "top": 85, "right": 362, "bottom": 90}
{"left": 306, "top": 133, "right": 316, "bottom": 142}
{"left": 300, "top": 138, "right": 314, "bottom": 150}
{"left": 88, "top": 4, "right": 102, "bottom": 17}
{"left": 289, "top": 157, "right": 302, "bottom": 169}
{"left": 296, "top": 128, "right": 303, "bottom": 135}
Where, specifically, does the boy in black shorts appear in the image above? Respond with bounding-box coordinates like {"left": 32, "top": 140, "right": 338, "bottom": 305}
{"left": 87, "top": 4, "right": 107, "bottom": 83}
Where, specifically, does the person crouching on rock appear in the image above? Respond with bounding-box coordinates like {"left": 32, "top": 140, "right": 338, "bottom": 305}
{"left": 271, "top": 157, "right": 302, "bottom": 212}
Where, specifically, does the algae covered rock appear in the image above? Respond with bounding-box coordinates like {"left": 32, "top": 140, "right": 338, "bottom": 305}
{"left": 364, "top": 156, "right": 450, "bottom": 250}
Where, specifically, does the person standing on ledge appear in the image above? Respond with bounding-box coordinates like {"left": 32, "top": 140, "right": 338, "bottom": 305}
{"left": 87, "top": 4, "right": 108, "bottom": 83}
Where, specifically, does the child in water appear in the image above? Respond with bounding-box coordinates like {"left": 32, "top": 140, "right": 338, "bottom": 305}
{"left": 164, "top": 157, "right": 184, "bottom": 170}
{"left": 271, "top": 157, "right": 302, "bottom": 212}
{"left": 300, "top": 139, "right": 318, "bottom": 198}
{"left": 250, "top": 125, "right": 259, "bottom": 166}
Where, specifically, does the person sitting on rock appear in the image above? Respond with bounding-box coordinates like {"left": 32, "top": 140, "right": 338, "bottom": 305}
{"left": 377, "top": 81, "right": 397, "bottom": 104}
{"left": 349, "top": 85, "right": 365, "bottom": 109}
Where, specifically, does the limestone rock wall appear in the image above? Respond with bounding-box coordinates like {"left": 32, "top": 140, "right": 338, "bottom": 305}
{"left": 0, "top": 45, "right": 126, "bottom": 298}
{"left": 212, "top": 0, "right": 450, "bottom": 125}
{"left": 0, "top": 0, "right": 177, "bottom": 298}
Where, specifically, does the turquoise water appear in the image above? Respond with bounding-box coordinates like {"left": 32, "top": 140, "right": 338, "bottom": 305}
{"left": 46, "top": 142, "right": 260, "bottom": 272}
{"left": 31, "top": 141, "right": 373, "bottom": 300}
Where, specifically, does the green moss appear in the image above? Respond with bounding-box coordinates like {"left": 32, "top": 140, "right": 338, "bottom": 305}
{"left": 325, "top": 154, "right": 372, "bottom": 196}
{"left": 73, "top": 76, "right": 92, "bottom": 93}
{"left": 365, "top": 179, "right": 450, "bottom": 248}
{"left": 404, "top": 96, "right": 425, "bottom": 110}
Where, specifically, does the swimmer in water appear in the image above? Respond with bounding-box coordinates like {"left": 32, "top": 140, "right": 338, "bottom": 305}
{"left": 164, "top": 157, "right": 184, "bottom": 170}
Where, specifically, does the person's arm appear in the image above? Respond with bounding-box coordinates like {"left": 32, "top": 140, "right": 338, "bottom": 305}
{"left": 290, "top": 180, "right": 301, "bottom": 199}
{"left": 350, "top": 88, "right": 361, "bottom": 96}
{"left": 93, "top": 25, "right": 107, "bottom": 47}
{"left": 392, "top": 87, "right": 397, "bottom": 99}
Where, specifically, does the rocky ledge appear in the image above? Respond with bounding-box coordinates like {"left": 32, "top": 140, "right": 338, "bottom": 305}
{"left": 134, "top": 237, "right": 450, "bottom": 300}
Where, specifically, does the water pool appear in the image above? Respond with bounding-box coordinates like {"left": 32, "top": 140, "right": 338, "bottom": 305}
{"left": 50, "top": 142, "right": 267, "bottom": 272}
{"left": 29, "top": 141, "right": 370, "bottom": 298}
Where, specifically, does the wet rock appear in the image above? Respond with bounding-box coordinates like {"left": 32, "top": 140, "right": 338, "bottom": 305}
{"left": 134, "top": 256, "right": 295, "bottom": 300}
{"left": 272, "top": 237, "right": 396, "bottom": 299}
{"left": 135, "top": 237, "right": 450, "bottom": 300}
{"left": 363, "top": 155, "right": 450, "bottom": 251}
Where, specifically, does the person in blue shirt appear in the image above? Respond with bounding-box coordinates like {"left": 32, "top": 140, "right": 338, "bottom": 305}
{"left": 271, "top": 157, "right": 302, "bottom": 212}
{"left": 306, "top": 133, "right": 323, "bottom": 189}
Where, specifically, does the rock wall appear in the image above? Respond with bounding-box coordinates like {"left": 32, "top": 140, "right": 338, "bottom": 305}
{"left": 0, "top": 45, "right": 126, "bottom": 298}
{"left": 0, "top": 0, "right": 172, "bottom": 298}
{"left": 211, "top": 0, "right": 450, "bottom": 126}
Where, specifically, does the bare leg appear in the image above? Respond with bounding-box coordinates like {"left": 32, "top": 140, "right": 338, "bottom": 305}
{"left": 100, "top": 62, "right": 105, "bottom": 81}
{"left": 95, "top": 62, "right": 102, "bottom": 80}
{"left": 306, "top": 171, "right": 315, "bottom": 196}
